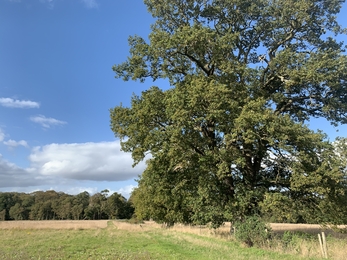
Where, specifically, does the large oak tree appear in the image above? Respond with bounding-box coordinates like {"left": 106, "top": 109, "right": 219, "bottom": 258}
{"left": 111, "top": 0, "right": 347, "bottom": 227}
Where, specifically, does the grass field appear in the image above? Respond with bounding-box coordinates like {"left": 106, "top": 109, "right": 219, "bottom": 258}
{"left": 0, "top": 220, "right": 345, "bottom": 259}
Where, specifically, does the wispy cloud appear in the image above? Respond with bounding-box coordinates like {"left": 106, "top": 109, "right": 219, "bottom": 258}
{"left": 3, "top": 139, "right": 29, "bottom": 148}
{"left": 9, "top": 0, "right": 98, "bottom": 9}
{"left": 0, "top": 97, "right": 40, "bottom": 108}
{"left": 39, "top": 0, "right": 55, "bottom": 9}
{"left": 81, "top": 0, "right": 98, "bottom": 9}
{"left": 30, "top": 115, "right": 67, "bottom": 128}
{"left": 0, "top": 129, "right": 4, "bottom": 142}
{"left": 0, "top": 128, "right": 28, "bottom": 148}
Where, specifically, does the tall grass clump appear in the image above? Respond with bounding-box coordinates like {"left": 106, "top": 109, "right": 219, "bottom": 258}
{"left": 234, "top": 216, "right": 272, "bottom": 247}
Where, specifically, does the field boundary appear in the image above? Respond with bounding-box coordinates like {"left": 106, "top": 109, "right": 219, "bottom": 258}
{"left": 0, "top": 220, "right": 109, "bottom": 229}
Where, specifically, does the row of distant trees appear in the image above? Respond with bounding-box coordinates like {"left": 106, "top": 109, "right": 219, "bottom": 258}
{"left": 0, "top": 190, "right": 134, "bottom": 221}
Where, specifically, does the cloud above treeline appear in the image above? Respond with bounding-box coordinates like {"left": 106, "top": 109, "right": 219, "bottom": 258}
{"left": 0, "top": 141, "right": 146, "bottom": 188}
{"left": 29, "top": 142, "right": 143, "bottom": 181}
{"left": 0, "top": 154, "right": 53, "bottom": 188}
{"left": 0, "top": 97, "right": 40, "bottom": 108}
{"left": 30, "top": 115, "right": 67, "bottom": 128}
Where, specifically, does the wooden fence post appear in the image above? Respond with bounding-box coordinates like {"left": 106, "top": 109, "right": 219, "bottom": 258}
{"left": 322, "top": 232, "right": 328, "bottom": 259}
{"left": 318, "top": 232, "right": 328, "bottom": 259}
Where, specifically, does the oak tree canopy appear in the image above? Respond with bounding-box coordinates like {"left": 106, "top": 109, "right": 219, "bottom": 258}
{"left": 111, "top": 0, "right": 347, "bottom": 227}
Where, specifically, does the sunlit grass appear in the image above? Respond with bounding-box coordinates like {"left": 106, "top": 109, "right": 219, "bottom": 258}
{"left": 0, "top": 220, "right": 330, "bottom": 259}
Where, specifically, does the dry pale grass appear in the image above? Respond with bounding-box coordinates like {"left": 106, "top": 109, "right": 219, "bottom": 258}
{"left": 112, "top": 220, "right": 162, "bottom": 232}
{"left": 0, "top": 220, "right": 109, "bottom": 230}
{"left": 269, "top": 231, "right": 347, "bottom": 260}
{"left": 270, "top": 223, "right": 347, "bottom": 238}
{"left": 168, "top": 222, "right": 232, "bottom": 240}
{"left": 268, "top": 223, "right": 347, "bottom": 260}
{"left": 111, "top": 221, "right": 233, "bottom": 243}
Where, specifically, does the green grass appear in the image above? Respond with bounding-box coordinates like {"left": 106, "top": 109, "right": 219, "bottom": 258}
{"left": 0, "top": 222, "right": 319, "bottom": 260}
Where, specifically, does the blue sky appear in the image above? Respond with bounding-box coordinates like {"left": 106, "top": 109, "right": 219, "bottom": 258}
{"left": 0, "top": 0, "right": 346, "bottom": 198}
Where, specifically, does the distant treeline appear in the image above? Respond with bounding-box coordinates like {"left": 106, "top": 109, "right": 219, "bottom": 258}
{"left": 0, "top": 190, "right": 134, "bottom": 221}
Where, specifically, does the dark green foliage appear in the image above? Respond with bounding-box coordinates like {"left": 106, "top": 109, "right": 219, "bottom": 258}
{"left": 0, "top": 192, "right": 17, "bottom": 220}
{"left": 0, "top": 190, "right": 132, "bottom": 221}
{"left": 234, "top": 216, "right": 272, "bottom": 247}
{"left": 111, "top": 0, "right": 347, "bottom": 226}
{"left": 105, "top": 192, "right": 134, "bottom": 219}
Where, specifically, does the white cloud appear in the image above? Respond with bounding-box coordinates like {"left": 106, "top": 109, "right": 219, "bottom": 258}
{"left": 3, "top": 139, "right": 28, "bottom": 148}
{"left": 0, "top": 141, "right": 145, "bottom": 191}
{"left": 0, "top": 129, "right": 5, "bottom": 142}
{"left": 64, "top": 186, "right": 99, "bottom": 195}
{"left": 30, "top": 115, "right": 67, "bottom": 128}
{"left": 0, "top": 154, "right": 54, "bottom": 188}
{"left": 81, "top": 0, "right": 98, "bottom": 8}
{"left": 0, "top": 97, "right": 40, "bottom": 108}
{"left": 29, "top": 141, "right": 145, "bottom": 181}
{"left": 116, "top": 185, "right": 136, "bottom": 198}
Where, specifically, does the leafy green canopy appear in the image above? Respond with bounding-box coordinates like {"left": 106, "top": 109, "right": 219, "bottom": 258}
{"left": 111, "top": 0, "right": 347, "bottom": 226}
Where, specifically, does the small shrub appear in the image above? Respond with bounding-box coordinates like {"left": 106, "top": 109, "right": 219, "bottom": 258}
{"left": 233, "top": 216, "right": 272, "bottom": 247}
{"left": 277, "top": 231, "right": 316, "bottom": 255}
{"left": 281, "top": 231, "right": 301, "bottom": 251}
{"left": 281, "top": 231, "right": 314, "bottom": 249}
